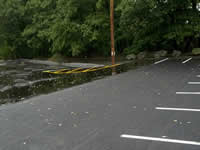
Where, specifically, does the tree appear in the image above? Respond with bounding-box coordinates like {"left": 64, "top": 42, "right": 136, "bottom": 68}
{"left": 119, "top": 0, "right": 200, "bottom": 54}
{"left": 0, "top": 0, "right": 27, "bottom": 58}
{"left": 0, "top": 0, "right": 199, "bottom": 59}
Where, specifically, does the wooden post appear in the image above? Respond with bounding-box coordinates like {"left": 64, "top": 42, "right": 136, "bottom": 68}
{"left": 110, "top": 0, "right": 115, "bottom": 66}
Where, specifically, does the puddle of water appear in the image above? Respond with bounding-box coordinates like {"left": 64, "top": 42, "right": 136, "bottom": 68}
{"left": 0, "top": 59, "right": 153, "bottom": 105}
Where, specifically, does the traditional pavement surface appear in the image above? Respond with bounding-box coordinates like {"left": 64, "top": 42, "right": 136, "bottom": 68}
{"left": 0, "top": 58, "right": 200, "bottom": 150}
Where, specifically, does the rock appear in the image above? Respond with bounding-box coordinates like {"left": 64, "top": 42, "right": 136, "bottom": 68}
{"left": 14, "top": 79, "right": 27, "bottom": 83}
{"left": 137, "top": 52, "right": 147, "bottom": 60}
{"left": 192, "top": 48, "right": 200, "bottom": 55}
{"left": 14, "top": 83, "right": 30, "bottom": 88}
{"left": 15, "top": 73, "right": 30, "bottom": 78}
{"left": 154, "top": 50, "right": 168, "bottom": 59}
{"left": 0, "top": 86, "right": 12, "bottom": 92}
{"left": 26, "top": 59, "right": 59, "bottom": 66}
{"left": 172, "top": 50, "right": 182, "bottom": 57}
{"left": 0, "top": 62, "right": 6, "bottom": 66}
{"left": 0, "top": 84, "right": 3, "bottom": 89}
{"left": 154, "top": 53, "right": 161, "bottom": 59}
{"left": 62, "top": 63, "right": 104, "bottom": 68}
{"left": 159, "top": 50, "right": 168, "bottom": 57}
{"left": 24, "top": 68, "right": 33, "bottom": 71}
{"left": 31, "top": 69, "right": 44, "bottom": 72}
{"left": 4, "top": 70, "right": 17, "bottom": 75}
{"left": 126, "top": 54, "right": 136, "bottom": 60}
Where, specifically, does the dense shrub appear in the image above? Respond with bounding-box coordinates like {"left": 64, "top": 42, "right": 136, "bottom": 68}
{"left": 0, "top": 0, "right": 199, "bottom": 59}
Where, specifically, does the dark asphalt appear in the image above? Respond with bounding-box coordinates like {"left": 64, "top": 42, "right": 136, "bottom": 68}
{"left": 0, "top": 58, "right": 200, "bottom": 150}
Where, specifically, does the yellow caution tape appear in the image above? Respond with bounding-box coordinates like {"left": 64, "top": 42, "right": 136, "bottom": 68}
{"left": 43, "top": 64, "right": 120, "bottom": 75}
{"left": 52, "top": 69, "right": 70, "bottom": 74}
{"left": 43, "top": 70, "right": 52, "bottom": 73}
{"left": 65, "top": 68, "right": 83, "bottom": 74}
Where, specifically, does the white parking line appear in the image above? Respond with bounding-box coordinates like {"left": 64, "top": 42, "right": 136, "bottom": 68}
{"left": 120, "top": 135, "right": 200, "bottom": 146}
{"left": 188, "top": 82, "right": 200, "bottom": 85}
{"left": 176, "top": 92, "right": 200, "bottom": 95}
{"left": 156, "top": 107, "right": 200, "bottom": 112}
{"left": 154, "top": 58, "right": 169, "bottom": 65}
{"left": 196, "top": 75, "right": 200, "bottom": 78}
{"left": 182, "top": 58, "right": 192, "bottom": 64}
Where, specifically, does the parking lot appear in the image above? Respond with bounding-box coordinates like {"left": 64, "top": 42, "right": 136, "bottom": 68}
{"left": 119, "top": 57, "right": 200, "bottom": 150}
{"left": 1, "top": 57, "right": 200, "bottom": 150}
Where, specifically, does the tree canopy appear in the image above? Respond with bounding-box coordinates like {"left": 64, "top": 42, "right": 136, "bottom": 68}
{"left": 0, "top": 0, "right": 200, "bottom": 58}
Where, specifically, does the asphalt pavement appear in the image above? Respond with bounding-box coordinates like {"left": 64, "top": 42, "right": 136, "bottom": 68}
{"left": 0, "top": 58, "right": 200, "bottom": 150}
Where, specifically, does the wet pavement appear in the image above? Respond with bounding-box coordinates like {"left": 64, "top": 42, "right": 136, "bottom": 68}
{"left": 0, "top": 57, "right": 200, "bottom": 150}
{"left": 0, "top": 59, "right": 152, "bottom": 105}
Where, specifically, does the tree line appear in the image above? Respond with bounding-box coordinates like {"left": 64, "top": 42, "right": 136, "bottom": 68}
{"left": 0, "top": 0, "right": 199, "bottom": 59}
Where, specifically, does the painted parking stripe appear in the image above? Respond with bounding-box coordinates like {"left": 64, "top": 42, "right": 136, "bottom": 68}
{"left": 196, "top": 75, "right": 200, "bottom": 78}
{"left": 120, "top": 135, "right": 200, "bottom": 146}
{"left": 182, "top": 58, "right": 192, "bottom": 64}
{"left": 154, "top": 58, "right": 169, "bottom": 65}
{"left": 188, "top": 82, "right": 200, "bottom": 85}
{"left": 156, "top": 107, "right": 200, "bottom": 112}
{"left": 176, "top": 92, "right": 200, "bottom": 95}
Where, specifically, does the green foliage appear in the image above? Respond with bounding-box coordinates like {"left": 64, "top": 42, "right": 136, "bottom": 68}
{"left": 22, "top": 0, "right": 113, "bottom": 57}
{"left": 119, "top": 0, "right": 200, "bottom": 53}
{"left": 0, "top": 0, "right": 199, "bottom": 58}
{"left": 0, "top": 41, "right": 15, "bottom": 59}
{"left": 192, "top": 48, "right": 200, "bottom": 55}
